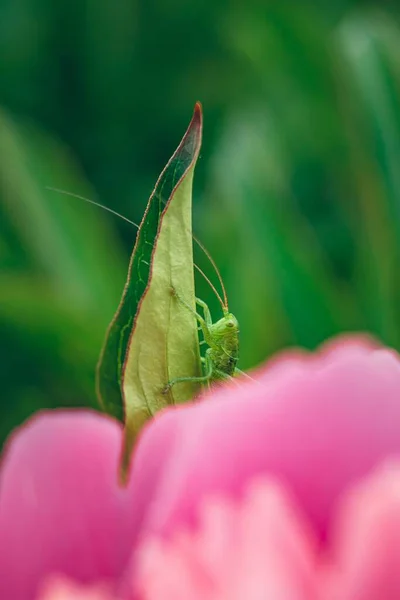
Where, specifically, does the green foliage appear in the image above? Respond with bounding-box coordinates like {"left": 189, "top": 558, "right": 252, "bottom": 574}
{"left": 97, "top": 105, "right": 202, "bottom": 474}
{"left": 1, "top": 1, "right": 400, "bottom": 444}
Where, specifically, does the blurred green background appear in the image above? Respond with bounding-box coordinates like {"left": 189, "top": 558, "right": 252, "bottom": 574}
{"left": 1, "top": 0, "right": 400, "bottom": 443}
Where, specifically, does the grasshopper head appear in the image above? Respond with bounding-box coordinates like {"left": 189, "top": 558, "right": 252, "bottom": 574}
{"left": 211, "top": 312, "right": 239, "bottom": 340}
{"left": 224, "top": 312, "right": 239, "bottom": 331}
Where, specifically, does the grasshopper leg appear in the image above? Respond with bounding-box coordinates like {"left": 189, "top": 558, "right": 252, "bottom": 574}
{"left": 162, "top": 354, "right": 213, "bottom": 395}
{"left": 196, "top": 297, "right": 212, "bottom": 328}
{"left": 214, "top": 369, "right": 241, "bottom": 387}
{"left": 171, "top": 287, "right": 214, "bottom": 347}
{"left": 234, "top": 368, "right": 256, "bottom": 382}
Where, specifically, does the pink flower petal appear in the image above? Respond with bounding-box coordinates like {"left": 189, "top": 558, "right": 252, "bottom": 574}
{"left": 38, "top": 577, "right": 111, "bottom": 600}
{"left": 135, "top": 478, "right": 319, "bottom": 600}
{"left": 3, "top": 336, "right": 400, "bottom": 599}
{"left": 325, "top": 463, "right": 400, "bottom": 600}
{"left": 0, "top": 410, "right": 136, "bottom": 600}
{"left": 129, "top": 339, "right": 400, "bottom": 547}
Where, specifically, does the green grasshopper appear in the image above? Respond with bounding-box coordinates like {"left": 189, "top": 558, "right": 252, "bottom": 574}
{"left": 48, "top": 187, "right": 242, "bottom": 392}
{"left": 163, "top": 242, "right": 240, "bottom": 392}
{"left": 163, "top": 292, "right": 240, "bottom": 391}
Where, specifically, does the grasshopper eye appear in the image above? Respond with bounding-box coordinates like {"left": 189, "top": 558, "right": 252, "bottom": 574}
{"left": 227, "top": 320, "right": 234, "bottom": 327}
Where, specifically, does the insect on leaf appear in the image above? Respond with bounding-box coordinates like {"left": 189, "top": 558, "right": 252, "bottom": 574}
{"left": 96, "top": 103, "right": 203, "bottom": 478}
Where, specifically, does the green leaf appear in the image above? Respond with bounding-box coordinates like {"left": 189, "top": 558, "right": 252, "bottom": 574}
{"left": 96, "top": 104, "right": 203, "bottom": 475}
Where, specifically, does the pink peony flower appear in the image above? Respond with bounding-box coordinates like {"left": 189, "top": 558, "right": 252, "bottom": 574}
{"left": 38, "top": 577, "right": 112, "bottom": 600}
{"left": 2, "top": 336, "right": 400, "bottom": 599}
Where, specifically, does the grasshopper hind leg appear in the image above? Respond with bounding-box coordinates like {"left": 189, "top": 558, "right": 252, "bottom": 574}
{"left": 162, "top": 354, "right": 213, "bottom": 395}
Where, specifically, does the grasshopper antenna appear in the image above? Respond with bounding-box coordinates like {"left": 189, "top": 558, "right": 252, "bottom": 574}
{"left": 46, "top": 187, "right": 141, "bottom": 229}
{"left": 47, "top": 186, "right": 227, "bottom": 309}
{"left": 193, "top": 263, "right": 225, "bottom": 311}
{"left": 153, "top": 191, "right": 229, "bottom": 311}
{"left": 192, "top": 234, "right": 228, "bottom": 311}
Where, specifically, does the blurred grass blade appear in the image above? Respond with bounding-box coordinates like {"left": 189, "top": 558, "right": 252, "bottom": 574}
{"left": 0, "top": 273, "right": 103, "bottom": 444}
{"left": 0, "top": 108, "right": 125, "bottom": 316}
{"left": 96, "top": 104, "right": 202, "bottom": 476}
{"left": 204, "top": 107, "right": 346, "bottom": 365}
{"left": 336, "top": 12, "right": 400, "bottom": 344}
